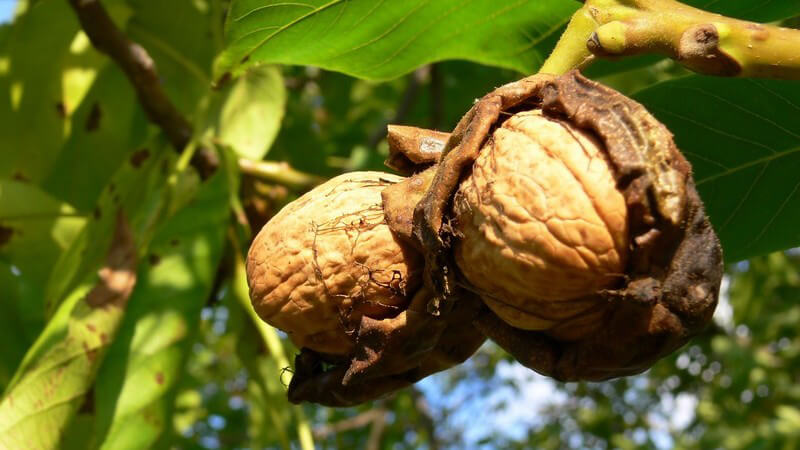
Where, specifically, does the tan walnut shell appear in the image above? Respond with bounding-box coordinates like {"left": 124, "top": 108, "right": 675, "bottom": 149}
{"left": 454, "top": 110, "right": 629, "bottom": 332}
{"left": 246, "top": 172, "right": 422, "bottom": 355}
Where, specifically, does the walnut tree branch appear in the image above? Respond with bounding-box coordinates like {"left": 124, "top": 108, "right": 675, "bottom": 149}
{"left": 67, "top": 0, "right": 218, "bottom": 178}
{"left": 312, "top": 409, "right": 386, "bottom": 438}
{"left": 365, "top": 410, "right": 387, "bottom": 450}
{"left": 540, "top": 0, "right": 800, "bottom": 79}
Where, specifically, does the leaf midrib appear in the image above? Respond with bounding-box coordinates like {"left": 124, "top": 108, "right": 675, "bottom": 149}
{"left": 697, "top": 145, "right": 800, "bottom": 185}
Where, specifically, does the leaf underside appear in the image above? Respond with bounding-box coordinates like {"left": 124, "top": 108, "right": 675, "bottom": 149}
{"left": 634, "top": 76, "right": 800, "bottom": 262}
{"left": 215, "top": 0, "right": 578, "bottom": 81}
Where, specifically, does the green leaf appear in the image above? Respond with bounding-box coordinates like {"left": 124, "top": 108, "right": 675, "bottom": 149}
{"left": 215, "top": 0, "right": 577, "bottom": 81}
{"left": 43, "top": 143, "right": 175, "bottom": 316}
{"left": 0, "top": 265, "right": 28, "bottom": 391}
{"left": 0, "top": 1, "right": 86, "bottom": 183}
{"left": 634, "top": 76, "right": 800, "bottom": 261}
{"left": 684, "top": 0, "right": 800, "bottom": 22}
{"left": 0, "top": 1, "right": 135, "bottom": 185}
{"left": 0, "top": 0, "right": 149, "bottom": 216}
{"left": 0, "top": 144, "right": 179, "bottom": 449}
{"left": 40, "top": 65, "right": 150, "bottom": 212}
{"left": 219, "top": 65, "right": 287, "bottom": 160}
{"left": 0, "top": 213, "right": 137, "bottom": 450}
{"left": 776, "top": 405, "right": 800, "bottom": 434}
{"left": 0, "top": 180, "right": 86, "bottom": 348}
{"left": 88, "top": 165, "right": 231, "bottom": 449}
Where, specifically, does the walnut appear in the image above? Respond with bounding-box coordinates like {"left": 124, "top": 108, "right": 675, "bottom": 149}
{"left": 454, "top": 110, "right": 628, "bottom": 336}
{"left": 246, "top": 172, "right": 422, "bottom": 355}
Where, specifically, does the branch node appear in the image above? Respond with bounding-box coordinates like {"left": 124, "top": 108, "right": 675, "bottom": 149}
{"left": 678, "top": 24, "right": 740, "bottom": 76}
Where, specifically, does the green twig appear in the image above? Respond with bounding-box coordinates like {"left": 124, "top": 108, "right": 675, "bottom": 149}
{"left": 540, "top": 0, "right": 800, "bottom": 79}
{"left": 539, "top": 7, "right": 597, "bottom": 75}
{"left": 237, "top": 158, "right": 324, "bottom": 191}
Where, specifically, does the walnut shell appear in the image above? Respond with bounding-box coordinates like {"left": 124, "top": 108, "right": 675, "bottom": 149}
{"left": 454, "top": 110, "right": 629, "bottom": 332}
{"left": 246, "top": 172, "right": 422, "bottom": 355}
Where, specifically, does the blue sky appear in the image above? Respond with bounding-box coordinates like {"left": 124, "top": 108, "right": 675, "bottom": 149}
{"left": 0, "top": 0, "right": 16, "bottom": 24}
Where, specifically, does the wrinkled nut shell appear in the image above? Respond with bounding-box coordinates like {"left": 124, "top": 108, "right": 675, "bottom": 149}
{"left": 246, "top": 172, "right": 422, "bottom": 355}
{"left": 455, "top": 111, "right": 629, "bottom": 331}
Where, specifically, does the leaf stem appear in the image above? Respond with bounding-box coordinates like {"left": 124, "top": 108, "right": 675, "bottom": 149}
{"left": 539, "top": 7, "right": 597, "bottom": 75}
{"left": 228, "top": 231, "right": 315, "bottom": 450}
{"left": 539, "top": 0, "right": 800, "bottom": 79}
{"left": 237, "top": 158, "right": 324, "bottom": 190}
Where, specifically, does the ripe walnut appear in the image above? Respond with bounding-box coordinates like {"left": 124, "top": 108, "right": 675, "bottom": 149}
{"left": 454, "top": 111, "right": 629, "bottom": 335}
{"left": 402, "top": 71, "right": 722, "bottom": 382}
{"left": 246, "top": 171, "right": 422, "bottom": 355}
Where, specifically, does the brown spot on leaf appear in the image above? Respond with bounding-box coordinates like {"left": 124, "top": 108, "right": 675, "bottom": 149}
{"left": 85, "top": 211, "right": 137, "bottom": 308}
{"left": 170, "top": 239, "right": 180, "bottom": 247}
{"left": 155, "top": 372, "right": 164, "bottom": 385}
{"left": 0, "top": 225, "right": 13, "bottom": 247}
{"left": 214, "top": 72, "right": 232, "bottom": 89}
{"left": 129, "top": 148, "right": 150, "bottom": 168}
{"left": 143, "top": 409, "right": 162, "bottom": 427}
{"left": 100, "top": 332, "right": 108, "bottom": 344}
{"left": 86, "top": 102, "right": 102, "bottom": 132}
{"left": 148, "top": 253, "right": 160, "bottom": 266}
{"left": 83, "top": 341, "right": 98, "bottom": 362}
{"left": 12, "top": 171, "right": 28, "bottom": 182}
{"left": 55, "top": 101, "right": 67, "bottom": 118}
{"left": 86, "top": 323, "right": 97, "bottom": 333}
{"left": 94, "top": 207, "right": 102, "bottom": 220}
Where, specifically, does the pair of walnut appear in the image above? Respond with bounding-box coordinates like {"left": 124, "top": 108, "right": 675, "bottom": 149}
{"left": 246, "top": 71, "right": 722, "bottom": 406}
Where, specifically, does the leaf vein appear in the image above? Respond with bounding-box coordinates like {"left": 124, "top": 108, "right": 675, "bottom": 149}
{"left": 673, "top": 86, "right": 800, "bottom": 142}
{"left": 326, "top": 0, "right": 432, "bottom": 61}
{"left": 749, "top": 175, "right": 800, "bottom": 252}
{"left": 233, "top": 2, "right": 317, "bottom": 22}
{"left": 718, "top": 161, "right": 768, "bottom": 233}
{"left": 747, "top": 79, "right": 800, "bottom": 113}
{"left": 696, "top": 146, "right": 800, "bottom": 185}
{"left": 649, "top": 106, "right": 777, "bottom": 155}
{"left": 230, "top": 0, "right": 345, "bottom": 57}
